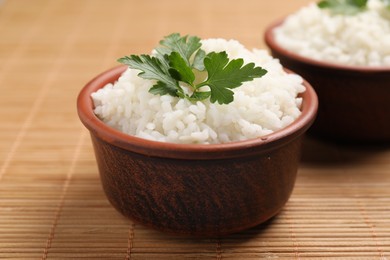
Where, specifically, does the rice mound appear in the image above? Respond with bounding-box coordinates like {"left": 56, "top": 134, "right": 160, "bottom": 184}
{"left": 91, "top": 39, "right": 305, "bottom": 144}
{"left": 274, "top": 0, "right": 390, "bottom": 66}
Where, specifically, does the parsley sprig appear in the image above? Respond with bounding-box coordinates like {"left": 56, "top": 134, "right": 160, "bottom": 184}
{"left": 384, "top": 0, "right": 390, "bottom": 9}
{"left": 118, "top": 33, "right": 267, "bottom": 105}
{"left": 318, "top": 0, "right": 390, "bottom": 15}
{"left": 317, "top": 0, "right": 368, "bottom": 15}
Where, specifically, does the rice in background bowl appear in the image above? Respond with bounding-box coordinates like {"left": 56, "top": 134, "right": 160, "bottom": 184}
{"left": 273, "top": 0, "right": 390, "bottom": 67}
{"left": 264, "top": 0, "right": 390, "bottom": 142}
{"left": 91, "top": 39, "right": 305, "bottom": 144}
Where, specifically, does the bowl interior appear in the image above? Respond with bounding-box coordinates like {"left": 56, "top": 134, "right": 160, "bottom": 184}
{"left": 264, "top": 19, "right": 390, "bottom": 74}
{"left": 77, "top": 65, "right": 318, "bottom": 159}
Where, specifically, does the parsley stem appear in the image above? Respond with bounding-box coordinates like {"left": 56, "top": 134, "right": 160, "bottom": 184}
{"left": 195, "top": 81, "right": 209, "bottom": 89}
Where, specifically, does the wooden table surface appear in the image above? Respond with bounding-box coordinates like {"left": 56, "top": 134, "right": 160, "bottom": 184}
{"left": 1, "top": 0, "right": 390, "bottom": 259}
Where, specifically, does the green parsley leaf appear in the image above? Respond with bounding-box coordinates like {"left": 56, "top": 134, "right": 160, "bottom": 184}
{"left": 350, "top": 0, "right": 368, "bottom": 7}
{"left": 317, "top": 0, "right": 368, "bottom": 15}
{"left": 168, "top": 52, "right": 195, "bottom": 86}
{"left": 149, "top": 81, "right": 179, "bottom": 97}
{"left": 192, "top": 49, "right": 206, "bottom": 71}
{"left": 383, "top": 0, "right": 390, "bottom": 9}
{"left": 199, "top": 51, "right": 268, "bottom": 105}
{"left": 188, "top": 91, "right": 211, "bottom": 102}
{"left": 117, "top": 54, "right": 180, "bottom": 97}
{"left": 155, "top": 33, "right": 202, "bottom": 68}
{"left": 118, "top": 33, "right": 267, "bottom": 105}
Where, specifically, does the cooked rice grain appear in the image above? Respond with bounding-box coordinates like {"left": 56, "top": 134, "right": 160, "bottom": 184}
{"left": 274, "top": 0, "right": 390, "bottom": 66}
{"left": 92, "top": 39, "right": 305, "bottom": 144}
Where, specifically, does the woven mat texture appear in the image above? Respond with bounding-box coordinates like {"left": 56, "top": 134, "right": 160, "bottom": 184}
{"left": 0, "top": 0, "right": 389, "bottom": 259}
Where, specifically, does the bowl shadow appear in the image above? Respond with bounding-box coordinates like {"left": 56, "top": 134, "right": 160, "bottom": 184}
{"left": 301, "top": 135, "right": 390, "bottom": 166}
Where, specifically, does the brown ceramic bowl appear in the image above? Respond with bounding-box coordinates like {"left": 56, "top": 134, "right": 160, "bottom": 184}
{"left": 265, "top": 19, "right": 390, "bottom": 142}
{"left": 77, "top": 65, "right": 318, "bottom": 237}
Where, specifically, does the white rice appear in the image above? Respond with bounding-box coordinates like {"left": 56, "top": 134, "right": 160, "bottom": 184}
{"left": 274, "top": 0, "right": 390, "bottom": 66}
{"left": 91, "top": 39, "right": 305, "bottom": 144}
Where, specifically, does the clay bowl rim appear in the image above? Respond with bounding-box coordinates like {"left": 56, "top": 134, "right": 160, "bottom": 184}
{"left": 77, "top": 65, "right": 318, "bottom": 160}
{"left": 264, "top": 18, "right": 390, "bottom": 75}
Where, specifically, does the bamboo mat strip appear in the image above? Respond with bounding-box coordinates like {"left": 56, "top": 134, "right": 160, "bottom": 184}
{"left": 0, "top": 1, "right": 57, "bottom": 182}
{"left": 42, "top": 132, "right": 86, "bottom": 259}
{"left": 40, "top": 0, "right": 132, "bottom": 257}
{"left": 0, "top": 0, "right": 390, "bottom": 259}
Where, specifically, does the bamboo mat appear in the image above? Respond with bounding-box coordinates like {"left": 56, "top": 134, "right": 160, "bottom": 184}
{"left": 1, "top": 0, "right": 389, "bottom": 259}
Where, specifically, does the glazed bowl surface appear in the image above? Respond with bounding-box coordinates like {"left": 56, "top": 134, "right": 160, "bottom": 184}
{"left": 265, "top": 19, "right": 390, "bottom": 142}
{"left": 77, "top": 65, "right": 318, "bottom": 236}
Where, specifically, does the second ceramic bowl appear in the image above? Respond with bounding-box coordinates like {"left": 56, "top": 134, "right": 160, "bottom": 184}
{"left": 265, "top": 19, "right": 390, "bottom": 142}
